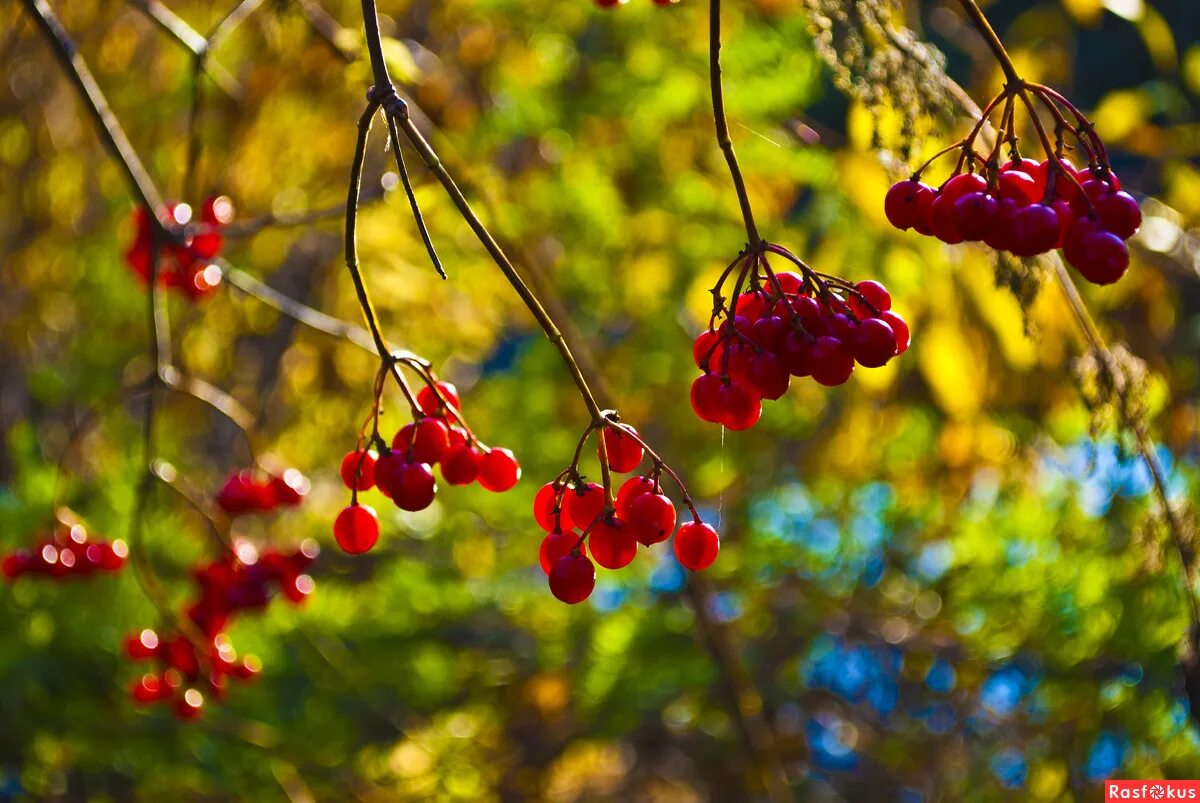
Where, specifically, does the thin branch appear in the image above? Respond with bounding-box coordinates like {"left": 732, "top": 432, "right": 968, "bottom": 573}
{"left": 127, "top": 0, "right": 244, "bottom": 100}
{"left": 709, "top": 0, "right": 760, "bottom": 249}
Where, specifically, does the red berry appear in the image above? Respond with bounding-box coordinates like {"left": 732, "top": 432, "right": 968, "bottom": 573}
{"left": 747, "top": 352, "right": 789, "bottom": 400}
{"left": 626, "top": 493, "right": 677, "bottom": 546}
{"left": 782, "top": 332, "right": 814, "bottom": 377}
{"left": 940, "top": 172, "right": 988, "bottom": 203}
{"left": 373, "top": 451, "right": 404, "bottom": 498}
{"left": 774, "top": 271, "right": 805, "bottom": 295}
{"left": 2, "top": 551, "right": 31, "bottom": 579}
{"left": 879, "top": 311, "right": 910, "bottom": 355}
{"left": 565, "top": 482, "right": 606, "bottom": 528}
{"left": 1094, "top": 190, "right": 1141, "bottom": 240}
{"left": 548, "top": 554, "right": 596, "bottom": 604}
{"left": 125, "top": 629, "right": 160, "bottom": 660}
{"left": 215, "top": 472, "right": 262, "bottom": 516}
{"left": 884, "top": 179, "right": 935, "bottom": 231}
{"left": 270, "top": 470, "right": 307, "bottom": 507}
{"left": 693, "top": 330, "right": 721, "bottom": 370}
{"left": 690, "top": 373, "right": 725, "bottom": 423}
{"left": 602, "top": 426, "right": 645, "bottom": 473}
{"left": 929, "top": 193, "right": 964, "bottom": 244}
{"left": 717, "top": 382, "right": 761, "bottom": 430}
{"left": 853, "top": 318, "right": 897, "bottom": 368}
{"left": 982, "top": 198, "right": 1019, "bottom": 251}
{"left": 674, "top": 521, "right": 720, "bottom": 571}
{"left": 539, "top": 531, "right": 585, "bottom": 575}
{"left": 441, "top": 445, "right": 483, "bottom": 486}
{"left": 810, "top": 336, "right": 855, "bottom": 386}
{"left": 392, "top": 461, "right": 437, "bottom": 511}
{"left": 393, "top": 417, "right": 451, "bottom": 465}
{"left": 953, "top": 192, "right": 999, "bottom": 242}
{"left": 853, "top": 280, "right": 891, "bottom": 314}
{"left": 477, "top": 448, "right": 521, "bottom": 492}
{"left": 333, "top": 504, "right": 379, "bottom": 554}
{"left": 616, "top": 476, "right": 655, "bottom": 518}
{"left": 997, "top": 170, "right": 1039, "bottom": 206}
{"left": 1011, "top": 204, "right": 1060, "bottom": 257}
{"left": 131, "top": 674, "right": 165, "bottom": 704}
{"left": 534, "top": 482, "right": 573, "bottom": 532}
{"left": 587, "top": 518, "right": 637, "bottom": 570}
{"left": 748, "top": 315, "right": 788, "bottom": 352}
{"left": 416, "top": 381, "right": 460, "bottom": 415}
{"left": 200, "top": 195, "right": 234, "bottom": 225}
{"left": 340, "top": 449, "right": 377, "bottom": 491}
{"left": 174, "top": 689, "right": 204, "bottom": 721}
{"left": 1067, "top": 229, "right": 1129, "bottom": 285}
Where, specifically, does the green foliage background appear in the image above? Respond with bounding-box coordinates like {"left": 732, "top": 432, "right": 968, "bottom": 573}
{"left": 1, "top": 0, "right": 1199, "bottom": 799}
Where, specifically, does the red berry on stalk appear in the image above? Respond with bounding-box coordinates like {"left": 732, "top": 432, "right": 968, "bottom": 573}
{"left": 549, "top": 554, "right": 596, "bottom": 604}
{"left": 774, "top": 271, "right": 804, "bottom": 295}
{"left": 884, "top": 180, "right": 935, "bottom": 231}
{"left": 534, "top": 482, "right": 574, "bottom": 532}
{"left": 602, "top": 426, "right": 645, "bottom": 473}
{"left": 626, "top": 493, "right": 677, "bottom": 546}
{"left": 125, "top": 629, "right": 160, "bottom": 660}
{"left": 853, "top": 318, "right": 897, "bottom": 368}
{"left": 1067, "top": 229, "right": 1129, "bottom": 285}
{"left": 940, "top": 172, "right": 988, "bottom": 203}
{"left": 693, "top": 330, "right": 721, "bottom": 370}
{"left": 478, "top": 448, "right": 521, "bottom": 492}
{"left": 929, "top": 194, "right": 965, "bottom": 244}
{"left": 131, "top": 674, "right": 165, "bottom": 704}
{"left": 953, "top": 192, "right": 1000, "bottom": 242}
{"left": 441, "top": 444, "right": 482, "bottom": 486}
{"left": 416, "top": 381, "right": 460, "bottom": 415}
{"left": 539, "top": 531, "right": 585, "bottom": 575}
{"left": 565, "top": 482, "right": 605, "bottom": 529}
{"left": 1094, "top": 191, "right": 1141, "bottom": 240}
{"left": 746, "top": 352, "right": 789, "bottom": 400}
{"left": 392, "top": 461, "right": 437, "bottom": 511}
{"left": 853, "top": 280, "right": 891, "bottom": 314}
{"left": 2, "top": 551, "right": 31, "bottom": 579}
{"left": 174, "top": 689, "right": 204, "bottom": 721}
{"left": 373, "top": 451, "right": 404, "bottom": 498}
{"left": 748, "top": 315, "right": 788, "bottom": 353}
{"left": 1011, "top": 204, "right": 1060, "bottom": 257}
{"left": 674, "top": 521, "right": 720, "bottom": 571}
{"left": 810, "top": 336, "right": 855, "bottom": 387}
{"left": 879, "top": 311, "right": 910, "bottom": 355}
{"left": 690, "top": 373, "right": 725, "bottom": 423}
{"left": 616, "top": 475, "right": 656, "bottom": 518}
{"left": 340, "top": 449, "right": 377, "bottom": 491}
{"left": 588, "top": 518, "right": 637, "bottom": 570}
{"left": 393, "top": 417, "right": 451, "bottom": 465}
{"left": 333, "top": 504, "right": 379, "bottom": 554}
{"left": 717, "top": 382, "right": 761, "bottom": 430}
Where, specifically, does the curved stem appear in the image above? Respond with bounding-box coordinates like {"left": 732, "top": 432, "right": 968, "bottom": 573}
{"left": 709, "top": 0, "right": 760, "bottom": 249}
{"left": 955, "top": 0, "right": 1021, "bottom": 86}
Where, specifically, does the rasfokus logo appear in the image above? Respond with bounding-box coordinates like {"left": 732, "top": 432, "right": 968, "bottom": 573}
{"left": 1106, "top": 781, "right": 1200, "bottom": 800}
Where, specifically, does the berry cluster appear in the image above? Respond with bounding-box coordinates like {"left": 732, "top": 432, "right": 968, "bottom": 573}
{"left": 124, "top": 196, "right": 232, "bottom": 300}
{"left": 125, "top": 540, "right": 317, "bottom": 720}
{"left": 535, "top": 419, "right": 720, "bottom": 604}
{"left": 2, "top": 522, "right": 127, "bottom": 580}
{"left": 215, "top": 468, "right": 308, "bottom": 516}
{"left": 884, "top": 83, "right": 1140, "bottom": 285}
{"left": 690, "top": 243, "right": 909, "bottom": 429}
{"left": 335, "top": 375, "right": 521, "bottom": 555}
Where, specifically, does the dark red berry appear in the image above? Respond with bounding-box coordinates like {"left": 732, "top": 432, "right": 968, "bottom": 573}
{"left": 565, "top": 482, "right": 605, "bottom": 529}
{"left": 392, "top": 462, "right": 437, "bottom": 511}
{"left": 373, "top": 451, "right": 404, "bottom": 498}
{"left": 549, "top": 554, "right": 595, "bottom": 604}
{"left": 333, "top": 504, "right": 379, "bottom": 554}
{"left": 539, "top": 531, "right": 585, "bottom": 575}
{"left": 1094, "top": 190, "right": 1141, "bottom": 240}
{"left": 534, "top": 482, "right": 574, "bottom": 532}
{"left": 853, "top": 318, "right": 897, "bottom": 368}
{"left": 1011, "top": 203, "right": 1060, "bottom": 257}
{"left": 477, "top": 448, "right": 521, "bottom": 492}
{"left": 810, "top": 336, "right": 854, "bottom": 386}
{"left": 602, "top": 426, "right": 645, "bottom": 473}
{"left": 626, "top": 493, "right": 677, "bottom": 546}
{"left": 674, "top": 521, "right": 720, "bottom": 571}
{"left": 717, "top": 382, "right": 761, "bottom": 430}
{"left": 884, "top": 180, "right": 935, "bottom": 231}
{"left": 747, "top": 352, "right": 789, "bottom": 400}
{"left": 441, "top": 445, "right": 482, "bottom": 485}
{"left": 340, "top": 450, "right": 377, "bottom": 491}
{"left": 416, "top": 381, "right": 460, "bottom": 415}
{"left": 690, "top": 373, "right": 725, "bottom": 423}
{"left": 616, "top": 476, "right": 655, "bottom": 518}
{"left": 879, "top": 311, "right": 910, "bottom": 355}
{"left": 587, "top": 518, "right": 637, "bottom": 570}
{"left": 393, "top": 418, "right": 451, "bottom": 465}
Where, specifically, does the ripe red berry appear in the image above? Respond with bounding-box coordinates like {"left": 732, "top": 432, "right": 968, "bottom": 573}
{"left": 416, "top": 381, "right": 461, "bottom": 415}
{"left": 565, "top": 482, "right": 606, "bottom": 528}
{"left": 333, "top": 504, "right": 379, "bottom": 554}
{"left": 131, "top": 674, "right": 165, "bottom": 704}
{"left": 853, "top": 318, "right": 897, "bottom": 368}
{"left": 549, "top": 554, "right": 596, "bottom": 604}
{"left": 982, "top": 198, "right": 1019, "bottom": 252}
{"left": 1068, "top": 229, "right": 1129, "bottom": 285}
{"left": 477, "top": 448, "right": 521, "bottom": 492}
{"left": 602, "top": 426, "right": 645, "bottom": 473}
{"left": 690, "top": 373, "right": 725, "bottom": 423}
{"left": 588, "top": 518, "right": 637, "bottom": 569}
{"left": 748, "top": 315, "right": 788, "bottom": 352}
{"left": 693, "top": 330, "right": 722, "bottom": 370}
{"left": 373, "top": 451, "right": 404, "bottom": 498}
{"left": 393, "top": 417, "right": 451, "bottom": 465}
{"left": 1011, "top": 203, "right": 1060, "bottom": 257}
{"left": 125, "top": 629, "right": 160, "bottom": 660}
{"left": 997, "top": 170, "right": 1039, "bottom": 206}
{"left": 1094, "top": 190, "right": 1141, "bottom": 240}
{"left": 174, "top": 689, "right": 204, "bottom": 721}
{"left": 929, "top": 193, "right": 964, "bottom": 244}
{"left": 853, "top": 280, "right": 891, "bottom": 314}
{"left": 392, "top": 461, "right": 437, "bottom": 511}
{"left": 774, "top": 271, "right": 805, "bottom": 295}
{"left": 340, "top": 449, "right": 377, "bottom": 491}
{"left": 626, "top": 493, "right": 677, "bottom": 546}
{"left": 534, "top": 482, "right": 574, "bottom": 532}
{"left": 441, "top": 444, "right": 482, "bottom": 486}
{"left": 616, "top": 475, "right": 655, "bottom": 518}
{"left": 539, "top": 531, "right": 585, "bottom": 575}
{"left": 953, "top": 192, "right": 999, "bottom": 242}
{"left": 884, "top": 180, "right": 934, "bottom": 231}
{"left": 810, "top": 336, "right": 855, "bottom": 386}
{"left": 717, "top": 382, "right": 762, "bottom": 430}
{"left": 2, "top": 551, "right": 31, "bottom": 579}
{"left": 746, "top": 352, "right": 789, "bottom": 400}
{"left": 879, "top": 311, "right": 910, "bottom": 355}
{"left": 674, "top": 521, "right": 720, "bottom": 571}
{"left": 940, "top": 172, "right": 988, "bottom": 202}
